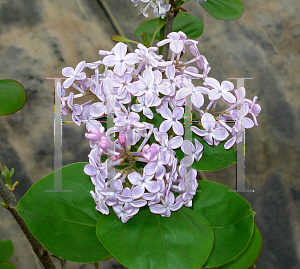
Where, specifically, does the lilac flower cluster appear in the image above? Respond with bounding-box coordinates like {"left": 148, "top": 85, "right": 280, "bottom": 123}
{"left": 57, "top": 31, "right": 261, "bottom": 223}
{"left": 129, "top": 0, "right": 208, "bottom": 18}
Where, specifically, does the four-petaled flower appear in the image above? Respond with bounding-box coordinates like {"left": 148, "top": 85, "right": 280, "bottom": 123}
{"left": 159, "top": 106, "right": 184, "bottom": 136}
{"left": 192, "top": 113, "right": 228, "bottom": 146}
{"left": 103, "top": 43, "right": 138, "bottom": 76}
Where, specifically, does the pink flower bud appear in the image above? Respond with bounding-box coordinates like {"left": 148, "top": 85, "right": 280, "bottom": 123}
{"left": 118, "top": 133, "right": 127, "bottom": 147}
{"left": 85, "top": 128, "right": 102, "bottom": 141}
{"left": 99, "top": 137, "right": 108, "bottom": 150}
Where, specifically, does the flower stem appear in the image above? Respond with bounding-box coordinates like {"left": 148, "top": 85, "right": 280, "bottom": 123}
{"left": 162, "top": 11, "right": 176, "bottom": 60}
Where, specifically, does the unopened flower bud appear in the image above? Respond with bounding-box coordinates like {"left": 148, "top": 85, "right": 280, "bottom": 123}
{"left": 85, "top": 128, "right": 102, "bottom": 141}
{"left": 118, "top": 134, "right": 127, "bottom": 147}
{"left": 99, "top": 137, "right": 108, "bottom": 150}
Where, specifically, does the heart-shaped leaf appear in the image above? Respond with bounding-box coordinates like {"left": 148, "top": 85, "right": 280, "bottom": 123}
{"left": 0, "top": 240, "right": 14, "bottom": 263}
{"left": 200, "top": 0, "right": 245, "bottom": 20}
{"left": 176, "top": 133, "right": 236, "bottom": 171}
{"left": 193, "top": 180, "right": 255, "bottom": 268}
{"left": 0, "top": 79, "right": 26, "bottom": 116}
{"left": 16, "top": 163, "right": 110, "bottom": 263}
{"left": 96, "top": 207, "right": 214, "bottom": 269}
{"left": 220, "top": 223, "right": 262, "bottom": 269}
{"left": 0, "top": 262, "right": 17, "bottom": 269}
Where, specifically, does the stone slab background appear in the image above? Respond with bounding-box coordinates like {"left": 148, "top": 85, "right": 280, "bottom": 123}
{"left": 0, "top": 0, "right": 299, "bottom": 268}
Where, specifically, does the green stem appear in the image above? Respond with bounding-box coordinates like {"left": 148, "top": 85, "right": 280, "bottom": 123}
{"left": 141, "top": 31, "right": 150, "bottom": 48}
{"left": 162, "top": 11, "right": 176, "bottom": 60}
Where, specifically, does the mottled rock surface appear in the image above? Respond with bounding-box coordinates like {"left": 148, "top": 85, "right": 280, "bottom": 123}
{"left": 0, "top": 0, "right": 299, "bottom": 268}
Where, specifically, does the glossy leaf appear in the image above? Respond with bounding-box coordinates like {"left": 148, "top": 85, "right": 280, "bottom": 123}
{"left": 16, "top": 163, "right": 110, "bottom": 263}
{"left": 172, "top": 11, "right": 204, "bottom": 38}
{"left": 200, "top": 0, "right": 245, "bottom": 20}
{"left": 0, "top": 79, "right": 26, "bottom": 116}
{"left": 220, "top": 223, "right": 263, "bottom": 269}
{"left": 193, "top": 180, "right": 255, "bottom": 268}
{"left": 0, "top": 262, "right": 17, "bottom": 269}
{"left": 96, "top": 207, "right": 214, "bottom": 269}
{"left": 135, "top": 12, "right": 204, "bottom": 41}
{"left": 0, "top": 240, "right": 14, "bottom": 263}
{"left": 135, "top": 18, "right": 161, "bottom": 41}
{"left": 176, "top": 133, "right": 236, "bottom": 171}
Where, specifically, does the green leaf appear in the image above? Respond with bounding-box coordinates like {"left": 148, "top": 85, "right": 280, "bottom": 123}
{"left": 0, "top": 240, "right": 14, "bottom": 263}
{"left": 0, "top": 262, "right": 17, "bottom": 269}
{"left": 220, "top": 223, "right": 263, "bottom": 269}
{"left": 200, "top": 0, "right": 245, "bottom": 20}
{"left": 172, "top": 11, "right": 204, "bottom": 38}
{"left": 111, "top": 35, "right": 139, "bottom": 44}
{"left": 135, "top": 12, "right": 204, "bottom": 41}
{"left": 175, "top": 133, "right": 236, "bottom": 171}
{"left": 150, "top": 18, "right": 166, "bottom": 46}
{"left": 0, "top": 79, "right": 27, "bottom": 116}
{"left": 16, "top": 163, "right": 110, "bottom": 263}
{"left": 135, "top": 18, "right": 162, "bottom": 41}
{"left": 96, "top": 207, "right": 214, "bottom": 269}
{"left": 193, "top": 181, "right": 255, "bottom": 268}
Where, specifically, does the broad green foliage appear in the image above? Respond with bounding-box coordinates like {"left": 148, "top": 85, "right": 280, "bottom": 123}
{"left": 16, "top": 163, "right": 110, "bottom": 263}
{"left": 97, "top": 207, "right": 214, "bottom": 269}
{"left": 135, "top": 12, "right": 204, "bottom": 41}
{"left": 0, "top": 262, "right": 17, "bottom": 269}
{"left": 0, "top": 240, "right": 14, "bottom": 263}
{"left": 0, "top": 79, "right": 26, "bottom": 116}
{"left": 176, "top": 133, "right": 237, "bottom": 171}
{"left": 172, "top": 11, "right": 204, "bottom": 38}
{"left": 200, "top": 0, "right": 245, "bottom": 20}
{"left": 220, "top": 223, "right": 263, "bottom": 269}
{"left": 193, "top": 181, "right": 255, "bottom": 268}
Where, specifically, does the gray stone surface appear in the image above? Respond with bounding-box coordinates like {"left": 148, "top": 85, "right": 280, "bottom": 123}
{"left": 0, "top": 0, "right": 299, "bottom": 268}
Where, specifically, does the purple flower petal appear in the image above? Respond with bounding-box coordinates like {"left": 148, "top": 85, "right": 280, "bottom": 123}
{"left": 160, "top": 119, "right": 172, "bottom": 133}
{"left": 212, "top": 127, "right": 228, "bottom": 141}
{"left": 201, "top": 113, "right": 215, "bottom": 131}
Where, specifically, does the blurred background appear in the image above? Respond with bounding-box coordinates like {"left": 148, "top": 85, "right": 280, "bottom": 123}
{"left": 0, "top": 0, "right": 299, "bottom": 268}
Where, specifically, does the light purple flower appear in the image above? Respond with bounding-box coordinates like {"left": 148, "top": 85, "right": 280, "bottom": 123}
{"left": 159, "top": 106, "right": 184, "bottom": 136}
{"left": 231, "top": 104, "right": 254, "bottom": 132}
{"left": 128, "top": 171, "right": 160, "bottom": 196}
{"left": 245, "top": 96, "right": 261, "bottom": 126}
{"left": 150, "top": 192, "right": 183, "bottom": 217}
{"left": 180, "top": 139, "right": 203, "bottom": 167}
{"left": 205, "top": 77, "right": 236, "bottom": 104}
{"left": 103, "top": 43, "right": 138, "bottom": 76}
{"left": 62, "top": 61, "right": 86, "bottom": 88}
{"left": 192, "top": 113, "right": 228, "bottom": 146}
{"left": 114, "top": 73, "right": 138, "bottom": 95}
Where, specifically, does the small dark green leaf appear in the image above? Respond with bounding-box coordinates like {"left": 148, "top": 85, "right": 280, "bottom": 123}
{"left": 220, "top": 223, "right": 263, "bottom": 269}
{"left": 172, "top": 11, "right": 204, "bottom": 38}
{"left": 16, "top": 163, "right": 110, "bottom": 263}
{"left": 97, "top": 207, "right": 214, "bottom": 269}
{"left": 200, "top": 0, "right": 245, "bottom": 20}
{"left": 0, "top": 79, "right": 26, "bottom": 116}
{"left": 176, "top": 133, "right": 236, "bottom": 171}
{"left": 193, "top": 181, "right": 255, "bottom": 268}
{"left": 0, "top": 240, "right": 14, "bottom": 263}
{"left": 111, "top": 35, "right": 139, "bottom": 44}
{"left": 135, "top": 12, "right": 204, "bottom": 41}
{"left": 0, "top": 262, "right": 17, "bottom": 269}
